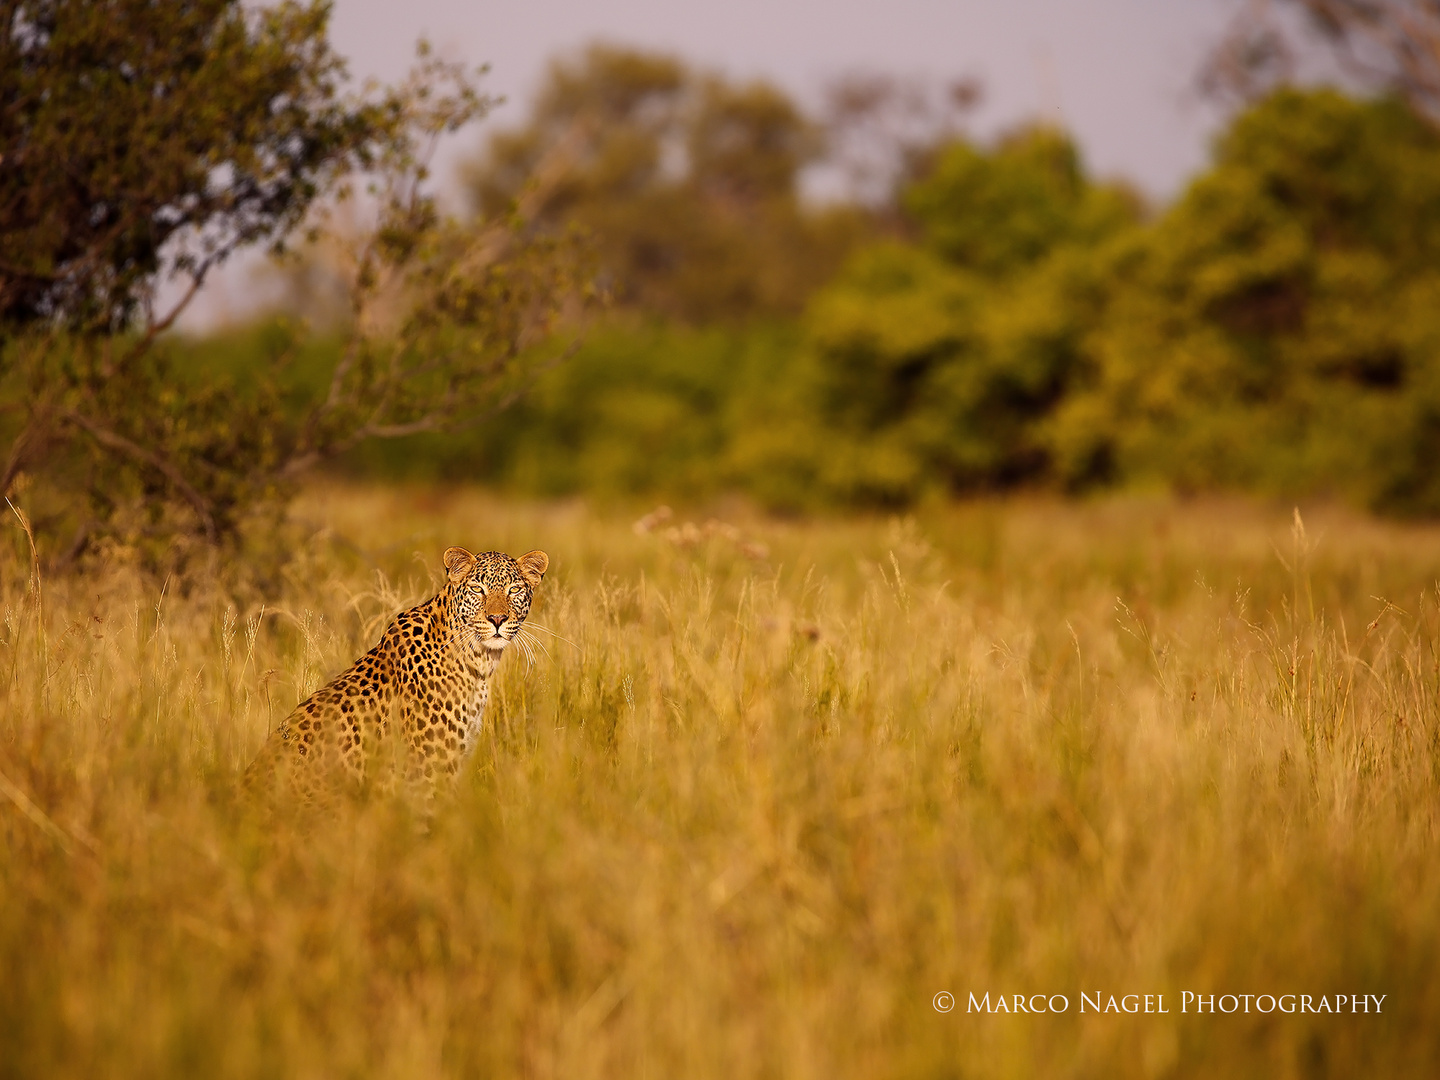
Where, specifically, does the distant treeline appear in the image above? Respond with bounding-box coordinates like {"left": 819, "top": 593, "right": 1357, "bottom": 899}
{"left": 191, "top": 55, "right": 1440, "bottom": 514}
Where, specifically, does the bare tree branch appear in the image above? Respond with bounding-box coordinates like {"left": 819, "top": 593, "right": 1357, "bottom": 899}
{"left": 1205, "top": 0, "right": 1440, "bottom": 120}
{"left": 0, "top": 413, "right": 45, "bottom": 498}
{"left": 61, "top": 410, "right": 218, "bottom": 542}
{"left": 281, "top": 117, "right": 592, "bottom": 482}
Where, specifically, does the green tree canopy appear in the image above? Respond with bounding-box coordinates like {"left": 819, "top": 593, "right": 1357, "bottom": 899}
{"left": 286, "top": 83, "right": 1440, "bottom": 521}
{"left": 904, "top": 127, "right": 1138, "bottom": 277}
{"left": 0, "top": 1, "right": 587, "bottom": 566}
{"left": 787, "top": 89, "right": 1440, "bottom": 513}
{"left": 0, "top": 0, "right": 381, "bottom": 333}
{"left": 796, "top": 127, "right": 1141, "bottom": 503}
{"left": 1052, "top": 87, "right": 1440, "bottom": 510}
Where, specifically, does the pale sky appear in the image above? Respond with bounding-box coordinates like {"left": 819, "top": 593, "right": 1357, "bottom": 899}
{"left": 183, "top": 0, "right": 1242, "bottom": 327}
{"left": 328, "top": 0, "right": 1238, "bottom": 196}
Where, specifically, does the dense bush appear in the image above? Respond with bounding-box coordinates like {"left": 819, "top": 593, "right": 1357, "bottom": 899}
{"left": 337, "top": 322, "right": 781, "bottom": 496}
{"left": 261, "top": 126, "right": 1141, "bottom": 510}
{"left": 183, "top": 86, "right": 1440, "bottom": 516}
{"left": 802, "top": 88, "right": 1440, "bottom": 513}
{"left": 797, "top": 128, "right": 1142, "bottom": 503}
{"left": 1052, "top": 88, "right": 1440, "bottom": 513}
{"left": 0, "top": 2, "right": 594, "bottom": 566}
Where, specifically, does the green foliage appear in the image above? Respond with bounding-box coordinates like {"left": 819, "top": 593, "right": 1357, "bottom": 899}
{"left": 338, "top": 322, "right": 811, "bottom": 502}
{"left": 904, "top": 126, "right": 1139, "bottom": 277}
{"left": 255, "top": 87, "right": 1440, "bottom": 518}
{"left": 795, "top": 89, "right": 1440, "bottom": 513}
{"left": 83, "top": 80, "right": 1440, "bottom": 522}
{"left": 1052, "top": 88, "right": 1440, "bottom": 511}
{"left": 370, "top": 125, "right": 1141, "bottom": 511}
{"left": 0, "top": 4, "right": 589, "bottom": 565}
{"left": 799, "top": 127, "right": 1141, "bottom": 503}
{"left": 2, "top": 332, "right": 291, "bottom": 552}
{"left": 0, "top": 0, "right": 372, "bottom": 332}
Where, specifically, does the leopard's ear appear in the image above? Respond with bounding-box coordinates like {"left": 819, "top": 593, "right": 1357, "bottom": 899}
{"left": 443, "top": 546, "right": 475, "bottom": 584}
{"left": 516, "top": 550, "right": 549, "bottom": 588}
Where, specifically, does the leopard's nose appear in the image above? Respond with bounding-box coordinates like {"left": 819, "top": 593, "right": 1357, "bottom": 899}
{"left": 487, "top": 614, "right": 506, "bottom": 631}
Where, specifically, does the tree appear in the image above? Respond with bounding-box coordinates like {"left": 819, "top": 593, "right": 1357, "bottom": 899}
{"left": 903, "top": 128, "right": 1137, "bottom": 277}
{"left": 793, "top": 127, "right": 1141, "bottom": 503}
{"left": 1048, "top": 88, "right": 1440, "bottom": 510}
{"left": 465, "top": 44, "right": 866, "bottom": 324}
{"left": 0, "top": 0, "right": 376, "bottom": 333}
{"left": 1204, "top": 1, "right": 1440, "bottom": 122}
{"left": 0, "top": 1, "right": 589, "bottom": 563}
{"left": 817, "top": 72, "right": 982, "bottom": 208}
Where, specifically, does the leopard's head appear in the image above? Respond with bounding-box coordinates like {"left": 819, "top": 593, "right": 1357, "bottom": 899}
{"left": 443, "top": 547, "right": 549, "bottom": 654}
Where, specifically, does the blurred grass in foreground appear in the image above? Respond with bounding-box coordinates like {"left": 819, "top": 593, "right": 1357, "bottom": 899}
{"left": 2, "top": 486, "right": 1438, "bottom": 1077}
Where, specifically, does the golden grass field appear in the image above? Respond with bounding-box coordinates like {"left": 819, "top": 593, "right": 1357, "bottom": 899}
{"left": 2, "top": 484, "right": 1439, "bottom": 1078}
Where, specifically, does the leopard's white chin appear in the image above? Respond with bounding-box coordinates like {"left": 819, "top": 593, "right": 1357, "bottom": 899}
{"left": 482, "top": 637, "right": 509, "bottom": 653}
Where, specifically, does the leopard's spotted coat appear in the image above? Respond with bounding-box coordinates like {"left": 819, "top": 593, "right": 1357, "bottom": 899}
{"left": 244, "top": 546, "right": 548, "bottom": 806}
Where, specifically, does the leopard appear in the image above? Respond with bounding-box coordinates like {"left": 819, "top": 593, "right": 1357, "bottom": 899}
{"left": 244, "top": 545, "right": 549, "bottom": 808}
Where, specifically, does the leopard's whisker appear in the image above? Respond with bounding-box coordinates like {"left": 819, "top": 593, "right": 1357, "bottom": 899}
{"left": 519, "top": 620, "right": 578, "bottom": 650}
{"left": 513, "top": 629, "right": 538, "bottom": 669}
{"left": 518, "top": 632, "right": 552, "bottom": 666}
{"left": 516, "top": 625, "right": 552, "bottom": 660}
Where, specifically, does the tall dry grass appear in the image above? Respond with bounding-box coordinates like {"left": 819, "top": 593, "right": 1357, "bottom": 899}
{"left": 2, "top": 486, "right": 1438, "bottom": 1077}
